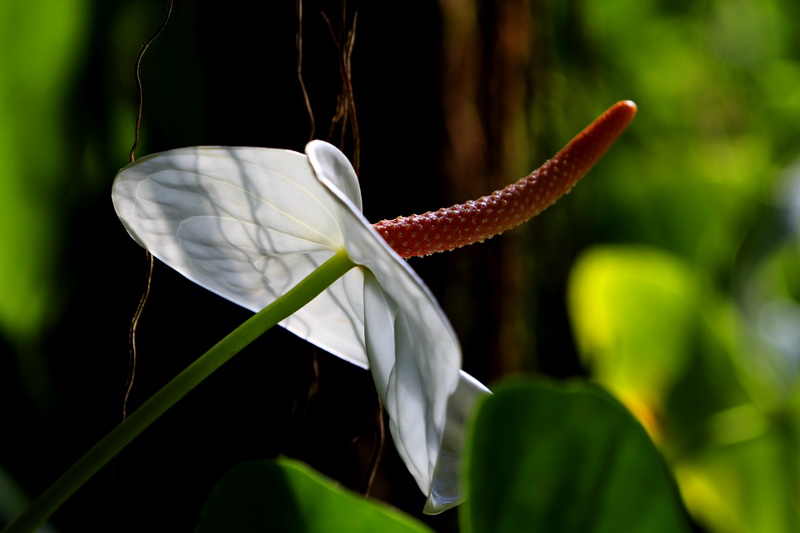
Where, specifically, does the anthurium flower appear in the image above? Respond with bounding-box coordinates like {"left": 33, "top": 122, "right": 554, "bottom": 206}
{"left": 111, "top": 139, "right": 489, "bottom": 513}
{"left": 111, "top": 100, "right": 636, "bottom": 513}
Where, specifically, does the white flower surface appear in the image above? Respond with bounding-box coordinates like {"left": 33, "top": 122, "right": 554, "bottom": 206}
{"left": 112, "top": 140, "right": 489, "bottom": 513}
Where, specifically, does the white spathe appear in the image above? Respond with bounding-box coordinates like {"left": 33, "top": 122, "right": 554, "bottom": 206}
{"left": 112, "top": 141, "right": 489, "bottom": 513}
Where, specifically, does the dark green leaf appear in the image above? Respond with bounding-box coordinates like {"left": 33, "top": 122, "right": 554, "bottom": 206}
{"left": 196, "top": 458, "right": 433, "bottom": 533}
{"left": 462, "top": 379, "right": 691, "bottom": 533}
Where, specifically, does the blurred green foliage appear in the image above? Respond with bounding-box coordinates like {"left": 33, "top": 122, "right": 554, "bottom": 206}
{"left": 0, "top": 0, "right": 89, "bottom": 403}
{"left": 543, "top": 0, "right": 800, "bottom": 531}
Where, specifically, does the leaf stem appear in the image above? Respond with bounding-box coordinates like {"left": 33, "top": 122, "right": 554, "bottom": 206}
{"left": 2, "top": 250, "right": 356, "bottom": 533}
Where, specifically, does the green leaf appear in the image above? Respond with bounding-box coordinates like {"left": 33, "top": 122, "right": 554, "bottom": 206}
{"left": 461, "top": 379, "right": 691, "bottom": 533}
{"left": 0, "top": 0, "right": 89, "bottom": 408}
{"left": 196, "top": 458, "right": 433, "bottom": 533}
{"left": 567, "top": 246, "right": 701, "bottom": 431}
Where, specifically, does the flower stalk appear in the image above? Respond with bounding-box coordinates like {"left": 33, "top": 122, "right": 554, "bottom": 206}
{"left": 1, "top": 251, "right": 356, "bottom": 533}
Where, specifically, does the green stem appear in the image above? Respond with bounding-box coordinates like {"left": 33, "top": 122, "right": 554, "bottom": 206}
{"left": 3, "top": 250, "right": 356, "bottom": 533}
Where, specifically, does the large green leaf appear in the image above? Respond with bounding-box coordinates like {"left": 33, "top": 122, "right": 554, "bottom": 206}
{"left": 196, "top": 458, "right": 433, "bottom": 533}
{"left": 462, "top": 379, "right": 691, "bottom": 533}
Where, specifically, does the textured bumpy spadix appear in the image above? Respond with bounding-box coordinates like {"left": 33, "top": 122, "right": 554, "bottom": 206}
{"left": 111, "top": 100, "right": 635, "bottom": 514}
{"left": 375, "top": 100, "right": 637, "bottom": 257}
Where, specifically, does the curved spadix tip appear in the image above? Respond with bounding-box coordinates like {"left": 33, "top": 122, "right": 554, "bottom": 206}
{"left": 613, "top": 100, "right": 637, "bottom": 124}
{"left": 619, "top": 100, "right": 637, "bottom": 113}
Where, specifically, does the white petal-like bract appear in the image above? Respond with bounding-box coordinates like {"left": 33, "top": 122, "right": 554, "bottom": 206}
{"left": 307, "top": 141, "right": 467, "bottom": 500}
{"left": 112, "top": 141, "right": 490, "bottom": 513}
{"left": 113, "top": 146, "right": 368, "bottom": 367}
